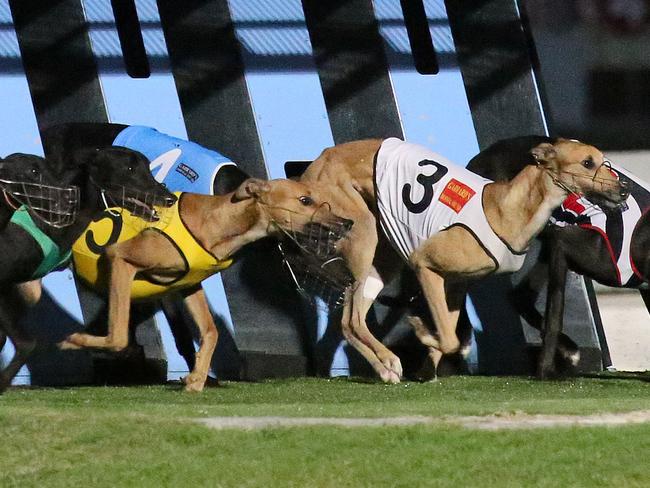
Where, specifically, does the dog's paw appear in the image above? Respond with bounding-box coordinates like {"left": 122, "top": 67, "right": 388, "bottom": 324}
{"left": 182, "top": 373, "right": 207, "bottom": 392}
{"left": 377, "top": 352, "right": 402, "bottom": 383}
{"left": 184, "top": 381, "right": 205, "bottom": 393}
{"left": 379, "top": 367, "right": 401, "bottom": 384}
{"left": 387, "top": 356, "right": 403, "bottom": 379}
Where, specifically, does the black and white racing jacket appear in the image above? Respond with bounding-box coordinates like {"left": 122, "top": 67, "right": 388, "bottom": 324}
{"left": 552, "top": 164, "right": 650, "bottom": 287}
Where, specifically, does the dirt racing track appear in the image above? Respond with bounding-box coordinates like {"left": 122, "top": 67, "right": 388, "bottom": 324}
{"left": 196, "top": 410, "right": 650, "bottom": 431}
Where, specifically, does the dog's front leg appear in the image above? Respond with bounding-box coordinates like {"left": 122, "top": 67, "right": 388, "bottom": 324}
{"left": 538, "top": 236, "right": 569, "bottom": 379}
{"left": 181, "top": 285, "right": 217, "bottom": 392}
{"left": 61, "top": 245, "right": 137, "bottom": 351}
{"left": 339, "top": 213, "right": 402, "bottom": 383}
{"left": 340, "top": 276, "right": 401, "bottom": 383}
{"left": 0, "top": 282, "right": 45, "bottom": 390}
{"left": 0, "top": 293, "right": 35, "bottom": 392}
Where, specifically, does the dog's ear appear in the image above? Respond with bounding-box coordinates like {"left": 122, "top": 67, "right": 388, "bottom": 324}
{"left": 233, "top": 178, "right": 271, "bottom": 201}
{"left": 67, "top": 147, "right": 101, "bottom": 169}
{"left": 530, "top": 143, "right": 556, "bottom": 166}
{"left": 58, "top": 147, "right": 102, "bottom": 184}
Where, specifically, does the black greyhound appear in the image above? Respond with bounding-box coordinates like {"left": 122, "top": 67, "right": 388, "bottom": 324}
{"left": 467, "top": 136, "right": 642, "bottom": 378}
{"left": 0, "top": 152, "right": 79, "bottom": 348}
{"left": 42, "top": 123, "right": 250, "bottom": 195}
{"left": 0, "top": 152, "right": 77, "bottom": 377}
{"left": 0, "top": 146, "right": 176, "bottom": 391}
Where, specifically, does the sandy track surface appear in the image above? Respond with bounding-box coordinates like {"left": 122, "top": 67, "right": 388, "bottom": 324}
{"left": 196, "top": 415, "right": 434, "bottom": 430}
{"left": 196, "top": 410, "right": 650, "bottom": 430}
{"left": 454, "top": 410, "right": 650, "bottom": 430}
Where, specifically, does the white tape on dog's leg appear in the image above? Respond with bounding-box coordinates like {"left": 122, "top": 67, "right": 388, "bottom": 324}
{"left": 362, "top": 273, "right": 384, "bottom": 300}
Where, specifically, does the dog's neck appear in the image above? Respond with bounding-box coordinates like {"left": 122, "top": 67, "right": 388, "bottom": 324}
{"left": 179, "top": 193, "right": 272, "bottom": 260}
{"left": 0, "top": 199, "right": 14, "bottom": 229}
{"left": 483, "top": 165, "right": 567, "bottom": 251}
{"left": 35, "top": 177, "right": 107, "bottom": 249}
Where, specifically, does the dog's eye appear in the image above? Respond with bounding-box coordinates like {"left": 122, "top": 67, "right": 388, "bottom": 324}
{"left": 299, "top": 196, "right": 314, "bottom": 206}
{"left": 582, "top": 158, "right": 594, "bottom": 169}
{"left": 127, "top": 166, "right": 134, "bottom": 172}
{"left": 31, "top": 167, "right": 39, "bottom": 176}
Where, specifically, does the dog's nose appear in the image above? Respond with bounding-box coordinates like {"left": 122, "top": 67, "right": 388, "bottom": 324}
{"left": 619, "top": 180, "right": 630, "bottom": 199}
{"left": 340, "top": 218, "right": 354, "bottom": 232}
{"left": 163, "top": 194, "right": 177, "bottom": 207}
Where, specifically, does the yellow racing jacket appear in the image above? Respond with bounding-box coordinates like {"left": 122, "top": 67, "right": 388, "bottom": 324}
{"left": 72, "top": 192, "right": 233, "bottom": 300}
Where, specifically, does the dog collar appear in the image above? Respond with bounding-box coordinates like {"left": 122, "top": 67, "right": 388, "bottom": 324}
{"left": 10, "top": 206, "right": 71, "bottom": 278}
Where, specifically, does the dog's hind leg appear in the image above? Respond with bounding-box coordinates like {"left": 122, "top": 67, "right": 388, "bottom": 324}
{"left": 409, "top": 269, "right": 466, "bottom": 376}
{"left": 180, "top": 285, "right": 217, "bottom": 392}
{"left": 409, "top": 229, "right": 490, "bottom": 375}
{"left": 407, "top": 315, "right": 443, "bottom": 380}
{"left": 160, "top": 297, "right": 197, "bottom": 371}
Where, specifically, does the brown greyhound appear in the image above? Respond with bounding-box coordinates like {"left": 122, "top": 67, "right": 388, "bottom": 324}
{"left": 300, "top": 137, "right": 628, "bottom": 383}
{"left": 59, "top": 178, "right": 352, "bottom": 392}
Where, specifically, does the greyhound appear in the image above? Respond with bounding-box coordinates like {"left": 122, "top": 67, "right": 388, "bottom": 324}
{"left": 57, "top": 178, "right": 352, "bottom": 392}
{"left": 0, "top": 147, "right": 175, "bottom": 392}
{"left": 0, "top": 152, "right": 80, "bottom": 330}
{"left": 467, "top": 135, "right": 645, "bottom": 378}
{"left": 300, "top": 137, "right": 628, "bottom": 383}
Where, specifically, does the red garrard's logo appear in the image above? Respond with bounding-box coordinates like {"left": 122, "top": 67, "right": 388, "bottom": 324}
{"left": 439, "top": 178, "right": 475, "bottom": 213}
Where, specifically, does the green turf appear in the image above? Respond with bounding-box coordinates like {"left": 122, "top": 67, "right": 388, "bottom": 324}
{"left": 2, "top": 376, "right": 650, "bottom": 487}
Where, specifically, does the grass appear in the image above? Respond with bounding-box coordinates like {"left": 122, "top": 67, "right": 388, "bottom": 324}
{"left": 2, "top": 376, "right": 650, "bottom": 487}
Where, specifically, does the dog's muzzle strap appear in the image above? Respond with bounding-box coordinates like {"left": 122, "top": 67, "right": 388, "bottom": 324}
{"left": 277, "top": 241, "right": 352, "bottom": 309}
{"left": 0, "top": 179, "right": 80, "bottom": 228}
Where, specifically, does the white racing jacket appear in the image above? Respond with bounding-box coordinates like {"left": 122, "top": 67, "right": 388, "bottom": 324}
{"left": 374, "top": 138, "right": 527, "bottom": 273}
